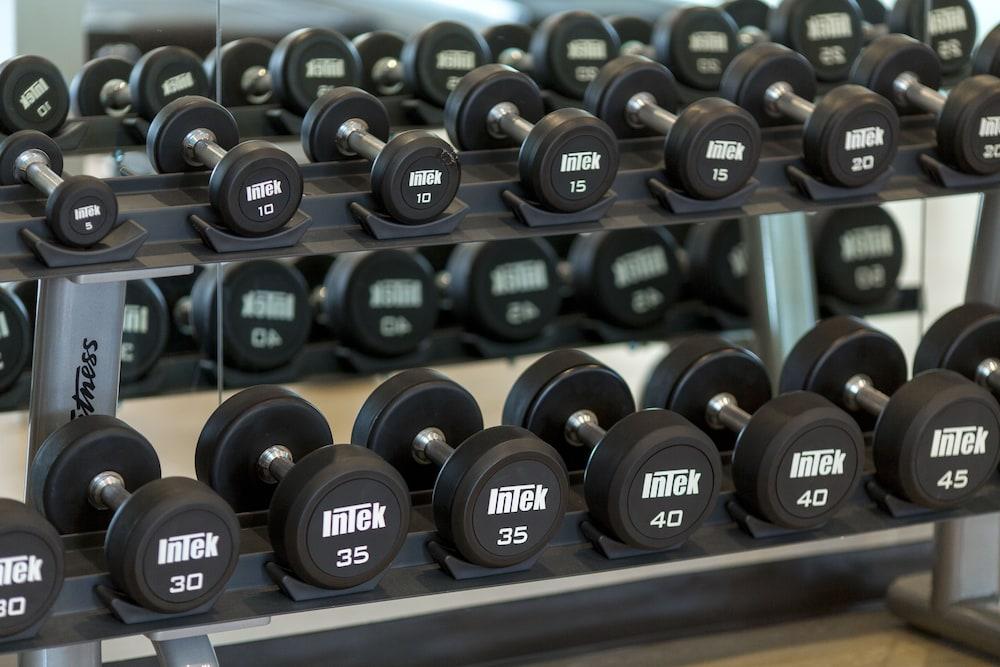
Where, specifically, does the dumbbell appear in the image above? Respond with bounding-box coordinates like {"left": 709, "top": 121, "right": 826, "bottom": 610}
{"left": 147, "top": 96, "right": 303, "bottom": 236}
{"left": 71, "top": 46, "right": 209, "bottom": 119}
{"left": 0, "top": 500, "right": 64, "bottom": 638}
{"left": 29, "top": 415, "right": 240, "bottom": 613}
{"left": 483, "top": 24, "right": 533, "bottom": 66}
{"left": 721, "top": 0, "right": 771, "bottom": 48}
{"left": 887, "top": 0, "right": 977, "bottom": 75}
{"left": 0, "top": 130, "right": 118, "bottom": 247}
{"left": 644, "top": 337, "right": 864, "bottom": 529}
{"left": 607, "top": 15, "right": 653, "bottom": 57}
{"left": 0, "top": 55, "right": 70, "bottom": 135}
{"left": 121, "top": 279, "right": 170, "bottom": 384}
{"left": 444, "top": 238, "right": 562, "bottom": 342}
{"left": 493, "top": 10, "right": 620, "bottom": 100}
{"left": 812, "top": 205, "right": 903, "bottom": 306}
{"left": 184, "top": 260, "right": 311, "bottom": 372}
{"left": 852, "top": 34, "right": 1000, "bottom": 176}
{"left": 204, "top": 29, "right": 362, "bottom": 113}
{"left": 353, "top": 31, "right": 406, "bottom": 96}
{"left": 721, "top": 43, "right": 899, "bottom": 188}
{"left": 585, "top": 56, "right": 760, "bottom": 200}
{"left": 650, "top": 6, "right": 742, "bottom": 91}
{"left": 353, "top": 368, "right": 568, "bottom": 568}
{"left": 301, "top": 88, "right": 460, "bottom": 224}
{"left": 781, "top": 316, "right": 1000, "bottom": 509}
{"left": 568, "top": 228, "right": 684, "bottom": 329}
{"left": 504, "top": 349, "right": 721, "bottom": 550}
{"left": 445, "top": 64, "right": 618, "bottom": 213}
{"left": 768, "top": 0, "right": 866, "bottom": 82}
{"left": 915, "top": 303, "right": 1000, "bottom": 400}
{"left": 683, "top": 218, "right": 749, "bottom": 316}
{"left": 197, "top": 386, "right": 410, "bottom": 589}
{"left": 0, "top": 287, "right": 31, "bottom": 393}
{"left": 358, "top": 21, "right": 490, "bottom": 108}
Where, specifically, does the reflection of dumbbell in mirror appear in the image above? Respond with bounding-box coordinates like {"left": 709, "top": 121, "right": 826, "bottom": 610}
{"left": 120, "top": 279, "right": 170, "bottom": 384}
{"left": 722, "top": 0, "right": 772, "bottom": 48}
{"left": 767, "top": 0, "right": 866, "bottom": 82}
{"left": 0, "top": 55, "right": 70, "bottom": 135}
{"left": 147, "top": 96, "right": 303, "bottom": 236}
{"left": 0, "top": 131, "right": 119, "bottom": 247}
{"left": 70, "top": 46, "right": 208, "bottom": 120}
{"left": 483, "top": 24, "right": 533, "bottom": 66}
{"left": 0, "top": 500, "right": 63, "bottom": 638}
{"left": 585, "top": 56, "right": 760, "bottom": 200}
{"left": 198, "top": 386, "right": 410, "bottom": 589}
{"left": 204, "top": 29, "right": 362, "bottom": 112}
{"left": 852, "top": 34, "right": 1000, "bottom": 176}
{"left": 915, "top": 303, "right": 1000, "bottom": 400}
{"left": 353, "top": 369, "right": 568, "bottom": 568}
{"left": 606, "top": 16, "right": 653, "bottom": 58}
{"left": 301, "top": 88, "right": 460, "bottom": 224}
{"left": 812, "top": 206, "right": 903, "bottom": 307}
{"left": 644, "top": 337, "right": 864, "bottom": 529}
{"left": 504, "top": 350, "right": 721, "bottom": 550}
{"left": 0, "top": 286, "right": 32, "bottom": 393}
{"left": 445, "top": 65, "right": 618, "bottom": 213}
{"left": 445, "top": 238, "right": 562, "bottom": 343}
{"left": 781, "top": 317, "right": 1000, "bottom": 509}
{"left": 649, "top": 6, "right": 742, "bottom": 91}
{"left": 887, "top": 0, "right": 977, "bottom": 75}
{"left": 30, "top": 416, "right": 240, "bottom": 613}
{"left": 353, "top": 31, "right": 406, "bottom": 96}
{"left": 721, "top": 43, "right": 899, "bottom": 188}
{"left": 568, "top": 228, "right": 684, "bottom": 330}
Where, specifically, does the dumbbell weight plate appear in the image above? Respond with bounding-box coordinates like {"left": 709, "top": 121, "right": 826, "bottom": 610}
{"left": 353, "top": 31, "right": 406, "bottom": 96}
{"left": 530, "top": 11, "right": 621, "bottom": 99}
{"left": 569, "top": 228, "right": 683, "bottom": 329}
{"left": 652, "top": 7, "right": 740, "bottom": 91}
{"left": 584, "top": 54, "right": 681, "bottom": 139}
{"left": 813, "top": 206, "right": 903, "bottom": 305}
{"left": 146, "top": 97, "right": 240, "bottom": 173}
{"left": 0, "top": 288, "right": 31, "bottom": 394}
{"left": 482, "top": 23, "right": 533, "bottom": 63}
{"left": 974, "top": 25, "right": 1000, "bottom": 77}
{"left": 914, "top": 303, "right": 1000, "bottom": 378}
{"left": 0, "top": 500, "right": 63, "bottom": 637}
{"left": 269, "top": 28, "right": 362, "bottom": 116}
{"left": 401, "top": 21, "right": 491, "bottom": 108}
{"left": 190, "top": 261, "right": 311, "bottom": 372}
{"left": 120, "top": 279, "right": 170, "bottom": 384}
{"left": 720, "top": 42, "right": 817, "bottom": 128}
{"left": 70, "top": 56, "right": 133, "bottom": 117}
{"left": 204, "top": 38, "right": 276, "bottom": 106}
{"left": 444, "top": 64, "right": 546, "bottom": 151}
{"left": 937, "top": 76, "right": 1000, "bottom": 176}
{"left": 0, "top": 56, "right": 69, "bottom": 135}
{"left": 684, "top": 219, "right": 748, "bottom": 316}
{"left": 607, "top": 16, "right": 653, "bottom": 53}
{"left": 850, "top": 34, "right": 942, "bottom": 114}
{"left": 447, "top": 238, "right": 562, "bottom": 342}
{"left": 889, "top": 0, "right": 976, "bottom": 75}
{"left": 769, "top": 0, "right": 864, "bottom": 82}
{"left": 129, "top": 46, "right": 210, "bottom": 120}
{"left": 722, "top": 0, "right": 771, "bottom": 30}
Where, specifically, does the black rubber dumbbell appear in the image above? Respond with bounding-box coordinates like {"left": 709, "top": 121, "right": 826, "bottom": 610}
{"left": 354, "top": 21, "right": 490, "bottom": 108}
{"left": 781, "top": 316, "right": 1000, "bottom": 509}
{"left": 184, "top": 260, "right": 312, "bottom": 373}
{"left": 71, "top": 46, "right": 209, "bottom": 120}
{"left": 197, "top": 385, "right": 410, "bottom": 589}
{"left": 0, "top": 55, "right": 70, "bottom": 135}
{"left": 147, "top": 96, "right": 303, "bottom": 236}
{"left": 721, "top": 42, "right": 899, "bottom": 188}
{"left": 353, "top": 368, "right": 569, "bottom": 568}
{"left": 644, "top": 337, "right": 864, "bottom": 529}
{"left": 768, "top": 0, "right": 866, "bottom": 82}
{"left": 504, "top": 349, "right": 721, "bottom": 550}
{"left": 650, "top": 6, "right": 741, "bottom": 91}
{"left": 608, "top": 15, "right": 653, "bottom": 57}
{"left": 888, "top": 0, "right": 977, "bottom": 75}
{"left": 29, "top": 415, "right": 240, "bottom": 613}
{"left": 722, "top": 0, "right": 772, "bottom": 48}
{"left": 204, "top": 29, "right": 362, "bottom": 113}
{"left": 0, "top": 286, "right": 32, "bottom": 393}
{"left": 120, "top": 278, "right": 170, "bottom": 385}
{"left": 585, "top": 56, "right": 760, "bottom": 200}
{"left": 915, "top": 303, "right": 1000, "bottom": 400}
{"left": 301, "top": 88, "right": 460, "bottom": 224}
{"left": 493, "top": 10, "right": 620, "bottom": 100}
{"left": 852, "top": 34, "right": 1000, "bottom": 175}
{"left": 0, "top": 130, "right": 118, "bottom": 247}
{"left": 445, "top": 64, "right": 618, "bottom": 213}
{"left": 445, "top": 238, "right": 562, "bottom": 343}
{"left": 568, "top": 228, "right": 684, "bottom": 329}
{"left": 0, "top": 500, "right": 64, "bottom": 638}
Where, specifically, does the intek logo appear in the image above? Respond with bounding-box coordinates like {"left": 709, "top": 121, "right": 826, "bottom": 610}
{"left": 435, "top": 50, "right": 476, "bottom": 70}
{"left": 689, "top": 31, "right": 728, "bottom": 53}
{"left": 19, "top": 78, "right": 49, "bottom": 110}
{"left": 161, "top": 72, "right": 195, "bottom": 97}
{"left": 844, "top": 126, "right": 885, "bottom": 151}
{"left": 408, "top": 170, "right": 442, "bottom": 187}
{"left": 705, "top": 140, "right": 746, "bottom": 161}
{"left": 641, "top": 469, "right": 701, "bottom": 499}
{"left": 241, "top": 290, "right": 295, "bottom": 321}
{"left": 611, "top": 245, "right": 669, "bottom": 289}
{"left": 322, "top": 502, "right": 387, "bottom": 537}
{"left": 369, "top": 279, "right": 422, "bottom": 308}
{"left": 566, "top": 39, "right": 607, "bottom": 60}
{"left": 789, "top": 449, "right": 847, "bottom": 478}
{"left": 806, "top": 13, "right": 853, "bottom": 41}
{"left": 979, "top": 117, "right": 1000, "bottom": 138}
{"left": 123, "top": 304, "right": 149, "bottom": 335}
{"left": 157, "top": 532, "right": 220, "bottom": 565}
{"left": 490, "top": 260, "right": 548, "bottom": 296}
{"left": 930, "top": 426, "right": 989, "bottom": 458}
{"left": 928, "top": 6, "right": 968, "bottom": 36}
{"left": 305, "top": 58, "right": 345, "bottom": 78}
{"left": 487, "top": 484, "right": 548, "bottom": 514}
{"left": 0, "top": 556, "right": 43, "bottom": 585}
{"left": 559, "top": 151, "right": 602, "bottom": 172}
{"left": 74, "top": 204, "right": 102, "bottom": 221}
{"left": 839, "top": 225, "right": 894, "bottom": 262}
{"left": 245, "top": 179, "right": 283, "bottom": 202}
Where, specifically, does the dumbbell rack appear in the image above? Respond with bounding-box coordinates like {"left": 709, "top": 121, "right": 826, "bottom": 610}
{"left": 9, "top": 112, "right": 1000, "bottom": 665}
